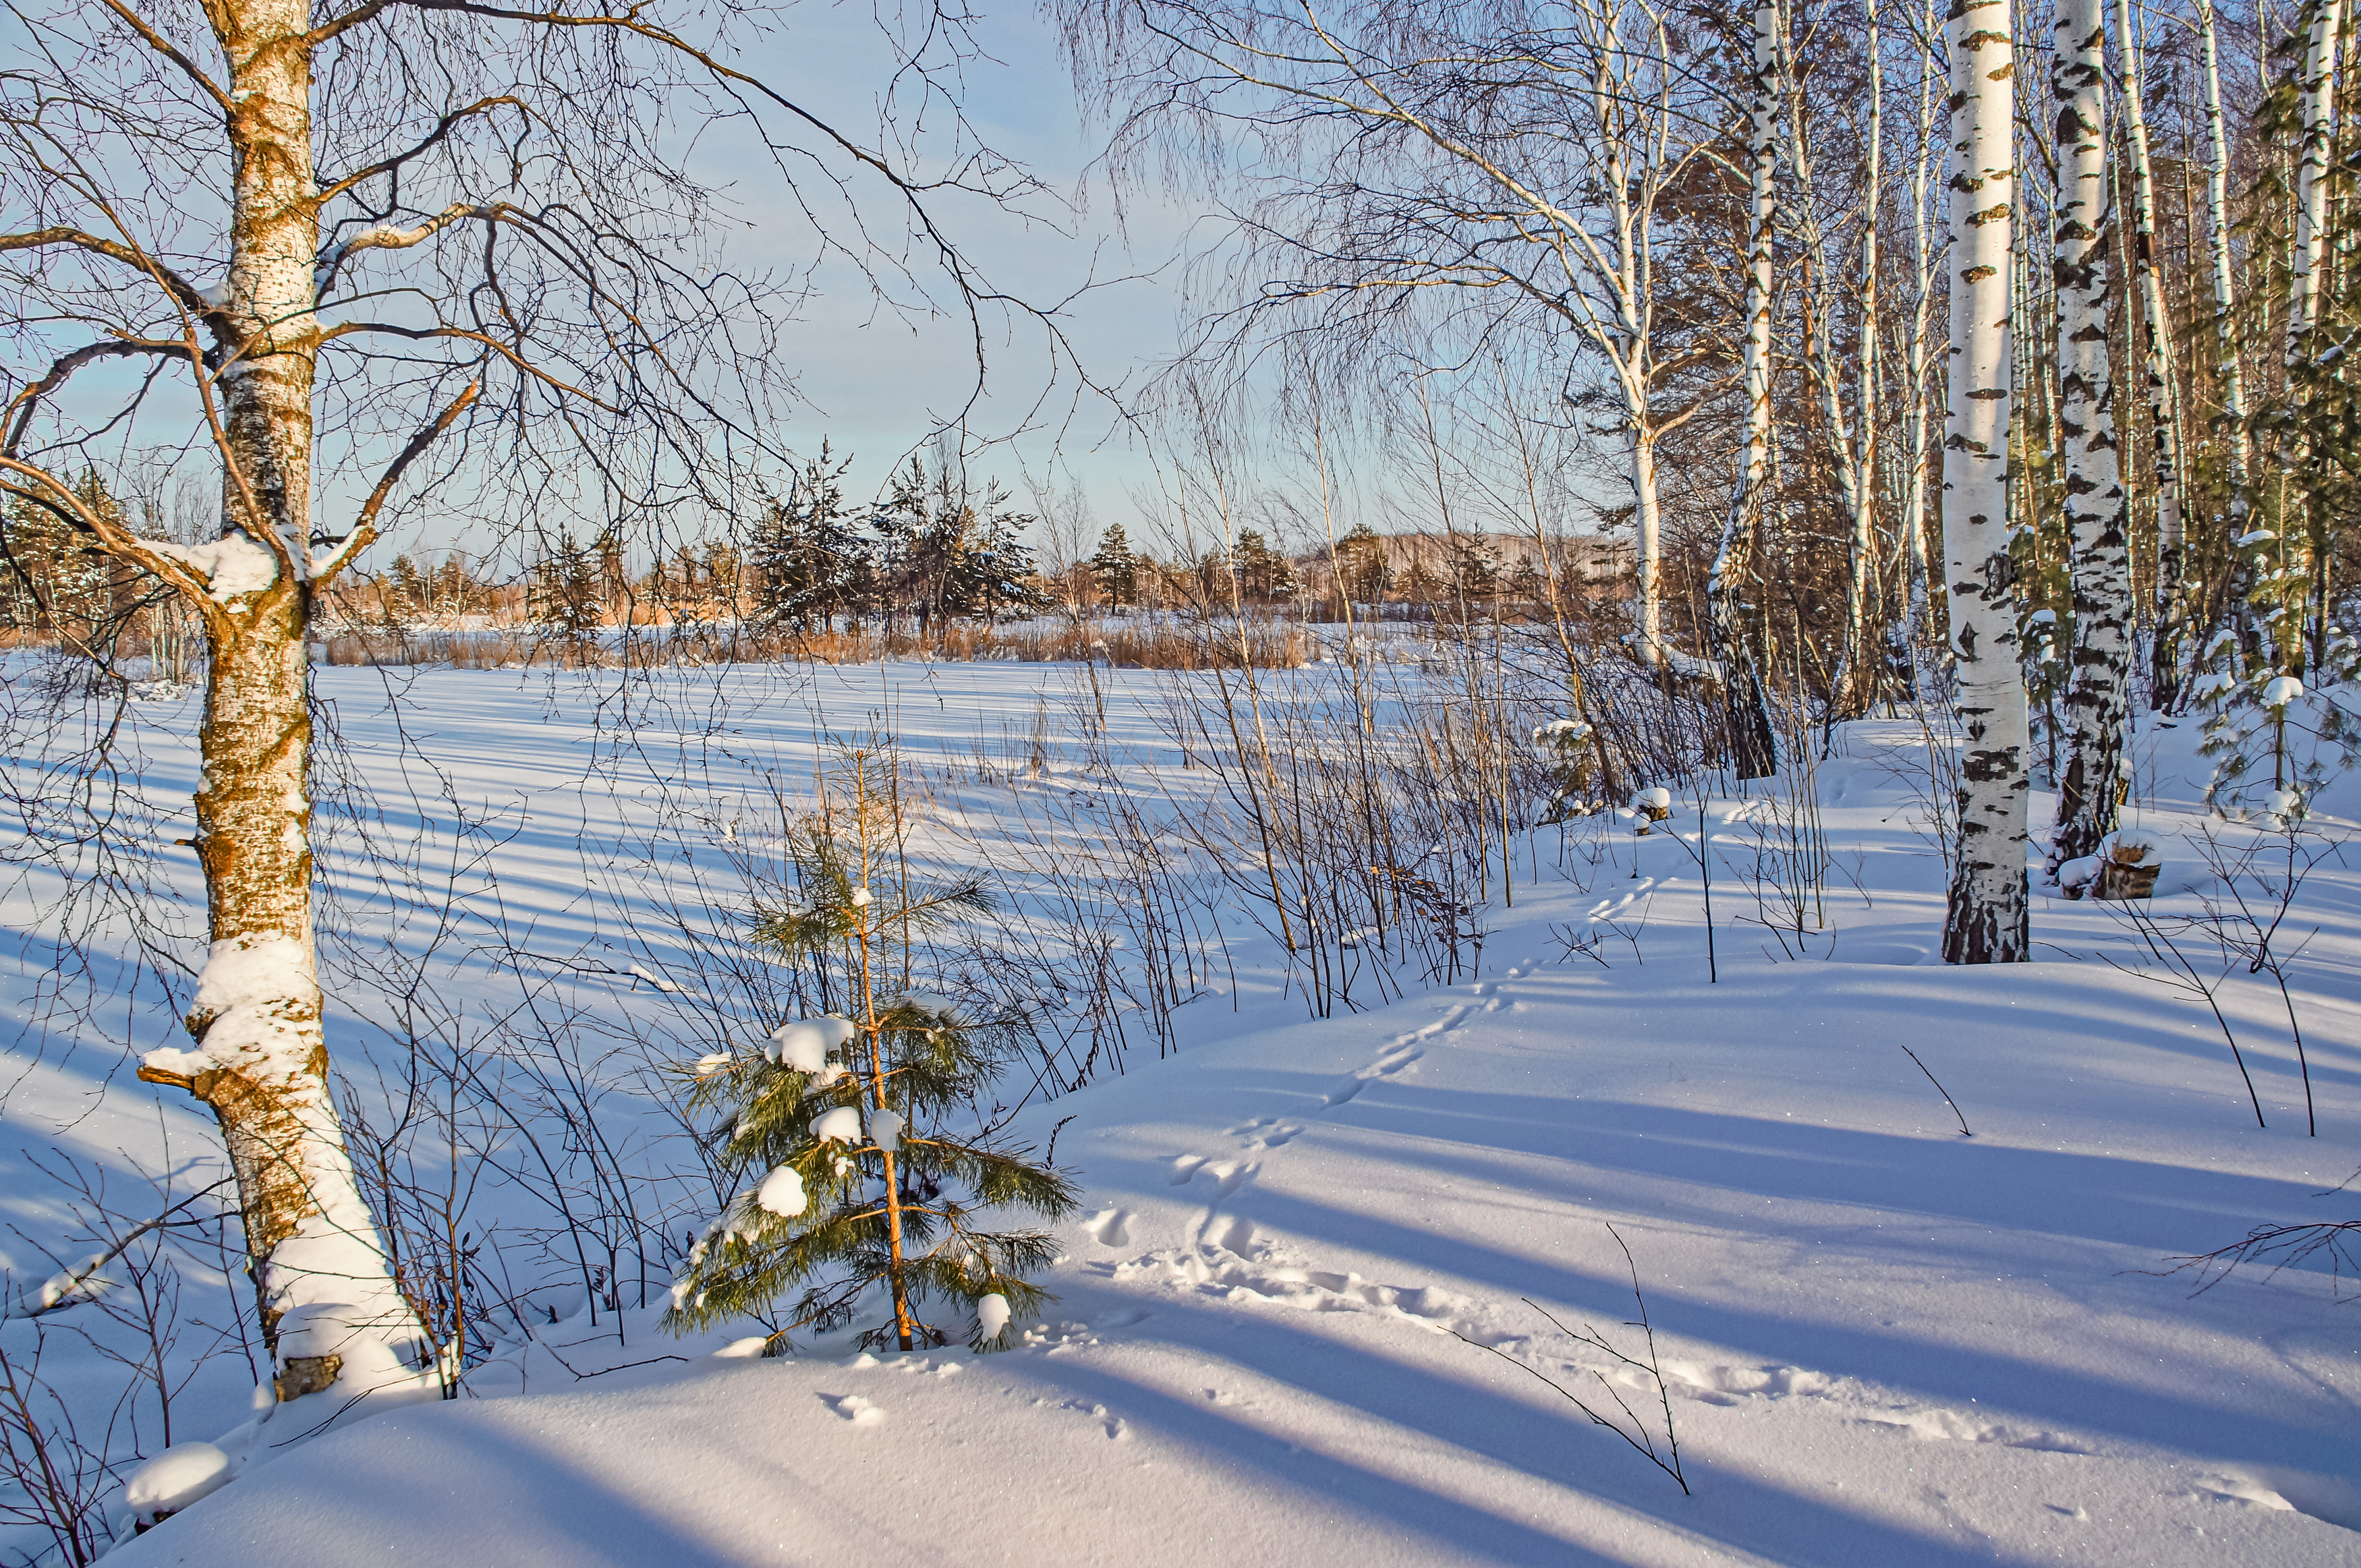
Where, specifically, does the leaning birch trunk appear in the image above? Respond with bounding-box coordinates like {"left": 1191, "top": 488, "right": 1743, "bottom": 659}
{"left": 1940, "top": 0, "right": 2032, "bottom": 963}
{"left": 2111, "top": 0, "right": 2188, "bottom": 706}
{"left": 2049, "top": 0, "right": 2132, "bottom": 874}
{"left": 132, "top": 0, "right": 431, "bottom": 1424}
{"left": 1709, "top": 0, "right": 1780, "bottom": 780}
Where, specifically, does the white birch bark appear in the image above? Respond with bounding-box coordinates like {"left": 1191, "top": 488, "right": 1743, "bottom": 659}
{"left": 2194, "top": 0, "right": 2249, "bottom": 491}
{"left": 1850, "top": 7, "right": 1885, "bottom": 709}
{"left": 1897, "top": 0, "right": 1948, "bottom": 660}
{"left": 1940, "top": 0, "right": 2032, "bottom": 963}
{"left": 2050, "top": 0, "right": 2132, "bottom": 873}
{"left": 2111, "top": 0, "right": 2188, "bottom": 701}
{"left": 130, "top": 0, "right": 432, "bottom": 1423}
{"left": 2292, "top": 0, "right": 2347, "bottom": 355}
{"left": 1710, "top": 0, "right": 1781, "bottom": 778}
{"left": 2284, "top": 0, "right": 2345, "bottom": 673}
{"left": 1630, "top": 425, "right": 1665, "bottom": 664}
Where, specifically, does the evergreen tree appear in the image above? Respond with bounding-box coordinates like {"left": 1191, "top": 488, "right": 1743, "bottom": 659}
{"left": 1088, "top": 523, "right": 1139, "bottom": 608}
{"left": 667, "top": 751, "right": 1078, "bottom": 1352}
{"left": 1232, "top": 528, "right": 1297, "bottom": 603}
{"left": 528, "top": 529, "right": 605, "bottom": 652}
{"left": 750, "top": 443, "right": 873, "bottom": 632}
{"left": 874, "top": 457, "right": 1048, "bottom": 633}
{"left": 1334, "top": 521, "right": 1390, "bottom": 605}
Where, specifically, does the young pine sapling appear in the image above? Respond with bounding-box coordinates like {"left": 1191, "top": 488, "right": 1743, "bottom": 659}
{"left": 666, "top": 754, "right": 1078, "bottom": 1353}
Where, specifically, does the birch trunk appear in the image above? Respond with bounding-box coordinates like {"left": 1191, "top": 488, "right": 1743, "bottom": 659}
{"left": 133, "top": 0, "right": 430, "bottom": 1421}
{"left": 1940, "top": 0, "right": 2032, "bottom": 963}
{"left": 2292, "top": 0, "right": 2345, "bottom": 356}
{"left": 2195, "top": 0, "right": 2250, "bottom": 492}
{"left": 2049, "top": 0, "right": 2132, "bottom": 873}
{"left": 2113, "top": 0, "right": 2188, "bottom": 704}
{"left": 1631, "top": 425, "right": 1665, "bottom": 664}
{"left": 1848, "top": 7, "right": 1885, "bottom": 714}
{"left": 1894, "top": 0, "right": 1949, "bottom": 678}
{"left": 1710, "top": 0, "right": 1780, "bottom": 780}
{"left": 2286, "top": 0, "right": 2346, "bottom": 674}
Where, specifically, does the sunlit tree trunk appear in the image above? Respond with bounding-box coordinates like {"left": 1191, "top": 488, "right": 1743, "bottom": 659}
{"left": 1710, "top": 0, "right": 1780, "bottom": 779}
{"left": 130, "top": 0, "right": 430, "bottom": 1418}
{"left": 2049, "top": 0, "right": 2131, "bottom": 873}
{"left": 1940, "top": 0, "right": 2032, "bottom": 963}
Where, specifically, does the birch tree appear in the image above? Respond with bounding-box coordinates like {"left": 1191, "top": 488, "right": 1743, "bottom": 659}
{"left": 2049, "top": 0, "right": 2130, "bottom": 872}
{"left": 2194, "top": 0, "right": 2249, "bottom": 511}
{"left": 0, "top": 0, "right": 1052, "bottom": 1422}
{"left": 1058, "top": 0, "right": 1722, "bottom": 666}
{"left": 2111, "top": 0, "right": 2189, "bottom": 704}
{"left": 2283, "top": 0, "right": 2348, "bottom": 674}
{"left": 1940, "top": 0, "right": 2032, "bottom": 962}
{"left": 1710, "top": 0, "right": 1782, "bottom": 779}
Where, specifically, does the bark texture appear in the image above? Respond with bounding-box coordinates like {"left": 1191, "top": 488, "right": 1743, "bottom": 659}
{"left": 134, "top": 0, "right": 430, "bottom": 1419}
{"left": 2049, "top": 0, "right": 2131, "bottom": 873}
{"left": 1709, "top": 0, "right": 1780, "bottom": 780}
{"left": 2111, "top": 0, "right": 2187, "bottom": 707}
{"left": 1940, "top": 0, "right": 2032, "bottom": 964}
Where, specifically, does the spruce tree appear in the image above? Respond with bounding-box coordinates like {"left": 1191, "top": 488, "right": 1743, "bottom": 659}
{"left": 667, "top": 750, "right": 1078, "bottom": 1352}
{"left": 1334, "top": 522, "right": 1389, "bottom": 606}
{"left": 1088, "top": 523, "right": 1139, "bottom": 608}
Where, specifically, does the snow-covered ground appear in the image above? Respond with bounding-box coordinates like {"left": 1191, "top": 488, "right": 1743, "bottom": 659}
{"left": 6, "top": 660, "right": 2359, "bottom": 1565}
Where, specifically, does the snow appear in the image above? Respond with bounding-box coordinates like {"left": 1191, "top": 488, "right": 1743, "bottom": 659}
{"left": 769, "top": 1015, "right": 855, "bottom": 1070}
{"left": 142, "top": 531, "right": 279, "bottom": 602}
{"left": 139, "top": 933, "right": 315, "bottom": 1081}
{"left": 2263, "top": 674, "right": 2306, "bottom": 707}
{"left": 975, "top": 1291, "right": 1010, "bottom": 1341}
{"left": 123, "top": 1442, "right": 232, "bottom": 1527}
{"left": 810, "top": 1105, "right": 863, "bottom": 1145}
{"left": 9, "top": 661, "right": 2361, "bottom": 1566}
{"left": 867, "top": 1107, "right": 904, "bottom": 1151}
{"left": 756, "top": 1164, "right": 807, "bottom": 1218}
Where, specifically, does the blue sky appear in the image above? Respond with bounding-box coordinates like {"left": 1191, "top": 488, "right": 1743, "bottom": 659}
{"left": 675, "top": 0, "right": 1194, "bottom": 555}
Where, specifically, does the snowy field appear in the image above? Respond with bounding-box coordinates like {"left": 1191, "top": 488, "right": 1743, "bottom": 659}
{"left": 5, "top": 658, "right": 2359, "bottom": 1565}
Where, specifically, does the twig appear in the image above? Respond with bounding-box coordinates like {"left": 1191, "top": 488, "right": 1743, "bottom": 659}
{"left": 1896, "top": 1043, "right": 1973, "bottom": 1136}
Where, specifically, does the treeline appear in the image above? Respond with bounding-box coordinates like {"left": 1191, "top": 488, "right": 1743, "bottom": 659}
{"left": 324, "top": 455, "right": 1636, "bottom": 646}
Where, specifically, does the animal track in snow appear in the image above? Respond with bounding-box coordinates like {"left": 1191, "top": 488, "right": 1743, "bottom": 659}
{"left": 1109, "top": 1233, "right": 1501, "bottom": 1343}
{"left": 1166, "top": 1155, "right": 1257, "bottom": 1200}
{"left": 1655, "top": 1361, "right": 1842, "bottom": 1405}
{"left": 2176, "top": 1473, "right": 2296, "bottom": 1511}
{"left": 1047, "top": 1397, "right": 1129, "bottom": 1440}
{"left": 1088, "top": 1207, "right": 1133, "bottom": 1246}
{"left": 1322, "top": 1010, "right": 1463, "bottom": 1107}
{"left": 820, "top": 1393, "right": 884, "bottom": 1424}
{"left": 1230, "top": 1117, "right": 1303, "bottom": 1149}
{"left": 1858, "top": 1407, "right": 2095, "bottom": 1453}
